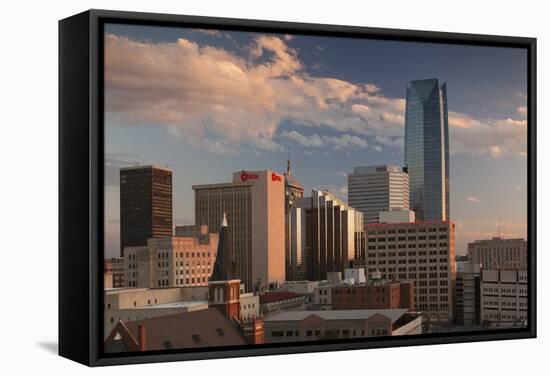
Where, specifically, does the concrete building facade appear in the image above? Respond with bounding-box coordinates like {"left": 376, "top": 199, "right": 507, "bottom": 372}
{"left": 365, "top": 221, "right": 457, "bottom": 322}
{"left": 344, "top": 268, "right": 366, "bottom": 284}
{"left": 379, "top": 209, "right": 416, "bottom": 224}
{"left": 124, "top": 226, "right": 219, "bottom": 288}
{"left": 348, "top": 165, "right": 410, "bottom": 224}
{"left": 104, "top": 258, "right": 125, "bottom": 288}
{"left": 193, "top": 170, "right": 286, "bottom": 291}
{"left": 103, "top": 287, "right": 208, "bottom": 338}
{"left": 481, "top": 269, "right": 528, "bottom": 327}
{"left": 467, "top": 237, "right": 527, "bottom": 270}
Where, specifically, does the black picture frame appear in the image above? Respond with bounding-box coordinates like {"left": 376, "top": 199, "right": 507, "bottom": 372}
{"left": 59, "top": 9, "right": 537, "bottom": 367}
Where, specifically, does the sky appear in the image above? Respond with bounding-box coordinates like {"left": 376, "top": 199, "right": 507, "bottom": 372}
{"left": 103, "top": 23, "right": 528, "bottom": 258}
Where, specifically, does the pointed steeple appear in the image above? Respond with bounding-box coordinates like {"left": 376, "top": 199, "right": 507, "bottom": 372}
{"left": 209, "top": 213, "right": 232, "bottom": 282}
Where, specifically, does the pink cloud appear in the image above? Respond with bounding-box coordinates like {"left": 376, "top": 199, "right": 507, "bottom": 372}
{"left": 105, "top": 33, "right": 528, "bottom": 158}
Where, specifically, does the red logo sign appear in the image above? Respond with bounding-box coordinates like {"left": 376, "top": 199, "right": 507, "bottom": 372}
{"left": 271, "top": 173, "right": 282, "bottom": 182}
{"left": 240, "top": 172, "right": 258, "bottom": 181}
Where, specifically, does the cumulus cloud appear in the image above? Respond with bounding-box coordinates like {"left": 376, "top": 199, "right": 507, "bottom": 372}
{"left": 105, "top": 33, "right": 408, "bottom": 154}
{"left": 193, "top": 29, "right": 223, "bottom": 37}
{"left": 281, "top": 130, "right": 324, "bottom": 148}
{"left": 466, "top": 196, "right": 480, "bottom": 203}
{"left": 281, "top": 130, "right": 367, "bottom": 151}
{"left": 105, "top": 33, "right": 527, "bottom": 158}
{"left": 448, "top": 111, "right": 527, "bottom": 159}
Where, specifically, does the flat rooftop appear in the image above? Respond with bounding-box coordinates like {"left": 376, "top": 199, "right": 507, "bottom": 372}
{"left": 265, "top": 309, "right": 408, "bottom": 322}
{"left": 119, "top": 164, "right": 171, "bottom": 172}
{"left": 137, "top": 301, "right": 208, "bottom": 309}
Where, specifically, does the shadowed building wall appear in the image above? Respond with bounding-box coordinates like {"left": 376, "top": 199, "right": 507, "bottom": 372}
{"left": 120, "top": 165, "right": 173, "bottom": 257}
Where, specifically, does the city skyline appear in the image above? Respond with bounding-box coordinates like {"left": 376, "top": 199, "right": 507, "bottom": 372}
{"left": 104, "top": 24, "right": 528, "bottom": 258}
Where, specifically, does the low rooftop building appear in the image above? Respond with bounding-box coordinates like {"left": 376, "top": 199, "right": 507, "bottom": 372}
{"left": 104, "top": 308, "right": 247, "bottom": 352}
{"left": 103, "top": 286, "right": 208, "bottom": 338}
{"left": 260, "top": 291, "right": 309, "bottom": 317}
{"left": 264, "top": 309, "right": 421, "bottom": 343}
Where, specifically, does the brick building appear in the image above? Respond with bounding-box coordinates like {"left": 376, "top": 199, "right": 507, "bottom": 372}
{"left": 331, "top": 281, "right": 415, "bottom": 310}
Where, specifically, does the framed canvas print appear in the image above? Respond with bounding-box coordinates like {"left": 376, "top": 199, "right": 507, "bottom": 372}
{"left": 59, "top": 9, "right": 536, "bottom": 366}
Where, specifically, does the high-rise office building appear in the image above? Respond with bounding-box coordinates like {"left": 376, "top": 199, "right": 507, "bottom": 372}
{"left": 284, "top": 159, "right": 304, "bottom": 281}
{"left": 405, "top": 79, "right": 450, "bottom": 222}
{"left": 348, "top": 165, "right": 410, "bottom": 224}
{"left": 193, "top": 170, "right": 286, "bottom": 292}
{"left": 365, "top": 221, "right": 457, "bottom": 323}
{"left": 120, "top": 165, "right": 173, "bottom": 257}
{"left": 298, "top": 190, "right": 365, "bottom": 281}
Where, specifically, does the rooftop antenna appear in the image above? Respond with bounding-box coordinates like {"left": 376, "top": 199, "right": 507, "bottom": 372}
{"left": 498, "top": 216, "right": 501, "bottom": 238}
{"left": 286, "top": 147, "right": 292, "bottom": 175}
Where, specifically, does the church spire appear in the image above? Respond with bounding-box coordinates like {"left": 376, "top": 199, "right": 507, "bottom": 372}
{"left": 209, "top": 213, "right": 233, "bottom": 282}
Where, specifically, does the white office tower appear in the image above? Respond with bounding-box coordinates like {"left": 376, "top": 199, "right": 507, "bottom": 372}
{"left": 348, "top": 165, "right": 410, "bottom": 224}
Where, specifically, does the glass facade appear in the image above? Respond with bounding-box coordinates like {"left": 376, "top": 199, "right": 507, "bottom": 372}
{"left": 404, "top": 79, "right": 449, "bottom": 222}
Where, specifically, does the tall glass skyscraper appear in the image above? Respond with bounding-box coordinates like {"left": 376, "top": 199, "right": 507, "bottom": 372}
{"left": 404, "top": 78, "right": 450, "bottom": 222}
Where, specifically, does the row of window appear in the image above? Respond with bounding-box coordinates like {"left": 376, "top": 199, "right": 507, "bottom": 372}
{"left": 368, "top": 243, "right": 448, "bottom": 249}
{"left": 368, "top": 250, "right": 448, "bottom": 257}
{"left": 271, "top": 328, "right": 388, "bottom": 338}
{"left": 417, "top": 295, "right": 449, "bottom": 302}
{"left": 416, "top": 303, "right": 449, "bottom": 311}
{"left": 155, "top": 251, "right": 217, "bottom": 259}
{"left": 368, "top": 250, "right": 447, "bottom": 257}
{"left": 368, "top": 258, "right": 448, "bottom": 265}
{"left": 368, "top": 227, "right": 448, "bottom": 235}
{"left": 368, "top": 235, "right": 447, "bottom": 242}
{"left": 170, "top": 277, "right": 209, "bottom": 285}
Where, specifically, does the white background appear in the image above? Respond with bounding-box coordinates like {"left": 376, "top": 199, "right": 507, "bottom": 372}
{"left": 0, "top": 0, "right": 547, "bottom": 374}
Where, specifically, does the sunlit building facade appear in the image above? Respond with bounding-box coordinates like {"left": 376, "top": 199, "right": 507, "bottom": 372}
{"left": 365, "top": 221, "right": 456, "bottom": 323}
{"left": 193, "top": 170, "right": 286, "bottom": 292}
